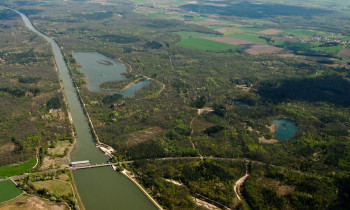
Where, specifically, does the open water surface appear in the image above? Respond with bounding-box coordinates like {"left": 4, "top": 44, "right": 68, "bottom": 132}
{"left": 73, "top": 52, "right": 149, "bottom": 97}
{"left": 272, "top": 119, "right": 297, "bottom": 140}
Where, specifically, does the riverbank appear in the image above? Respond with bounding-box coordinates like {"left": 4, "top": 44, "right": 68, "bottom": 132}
{"left": 69, "top": 170, "right": 85, "bottom": 210}
{"left": 120, "top": 169, "right": 163, "bottom": 210}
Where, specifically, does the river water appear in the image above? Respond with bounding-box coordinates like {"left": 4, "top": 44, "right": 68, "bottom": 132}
{"left": 13, "top": 9, "right": 156, "bottom": 210}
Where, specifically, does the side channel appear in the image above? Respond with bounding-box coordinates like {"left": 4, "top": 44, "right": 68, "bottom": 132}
{"left": 12, "top": 9, "right": 157, "bottom": 210}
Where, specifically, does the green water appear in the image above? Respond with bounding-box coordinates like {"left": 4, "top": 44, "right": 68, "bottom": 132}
{"left": 73, "top": 52, "right": 150, "bottom": 97}
{"left": 14, "top": 9, "right": 156, "bottom": 210}
{"left": 273, "top": 119, "right": 297, "bottom": 140}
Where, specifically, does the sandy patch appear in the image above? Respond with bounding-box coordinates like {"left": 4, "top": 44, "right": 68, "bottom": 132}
{"left": 340, "top": 48, "right": 350, "bottom": 57}
{"left": 193, "top": 197, "right": 220, "bottom": 210}
{"left": 198, "top": 107, "right": 213, "bottom": 115}
{"left": 236, "top": 84, "right": 252, "bottom": 92}
{"left": 0, "top": 195, "right": 68, "bottom": 210}
{"left": 165, "top": 179, "right": 183, "bottom": 186}
{"left": 259, "top": 29, "right": 283, "bottom": 35}
{"left": 215, "top": 28, "right": 238, "bottom": 33}
{"left": 258, "top": 137, "right": 278, "bottom": 144}
{"left": 40, "top": 157, "right": 67, "bottom": 170}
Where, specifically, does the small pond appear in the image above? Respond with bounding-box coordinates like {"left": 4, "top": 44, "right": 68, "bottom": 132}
{"left": 73, "top": 52, "right": 149, "bottom": 97}
{"left": 272, "top": 119, "right": 297, "bottom": 140}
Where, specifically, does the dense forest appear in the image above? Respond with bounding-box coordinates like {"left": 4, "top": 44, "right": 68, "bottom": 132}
{"left": 0, "top": 12, "right": 71, "bottom": 166}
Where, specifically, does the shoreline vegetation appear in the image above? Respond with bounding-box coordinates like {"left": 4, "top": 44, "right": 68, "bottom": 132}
{"left": 99, "top": 77, "right": 143, "bottom": 91}
{"left": 120, "top": 169, "right": 163, "bottom": 210}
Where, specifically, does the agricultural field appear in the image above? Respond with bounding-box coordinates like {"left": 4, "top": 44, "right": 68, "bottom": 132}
{"left": 130, "top": 0, "right": 350, "bottom": 61}
{"left": 0, "top": 180, "right": 22, "bottom": 203}
{"left": 0, "top": 157, "right": 36, "bottom": 178}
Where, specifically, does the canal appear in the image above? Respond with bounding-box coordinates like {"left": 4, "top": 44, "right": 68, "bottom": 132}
{"left": 13, "top": 8, "right": 157, "bottom": 210}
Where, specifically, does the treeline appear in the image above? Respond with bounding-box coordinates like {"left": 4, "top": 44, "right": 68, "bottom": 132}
{"left": 243, "top": 163, "right": 349, "bottom": 209}
{"left": 132, "top": 159, "right": 246, "bottom": 209}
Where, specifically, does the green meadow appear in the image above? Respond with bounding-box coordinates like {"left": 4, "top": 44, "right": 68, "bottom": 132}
{"left": 0, "top": 157, "right": 36, "bottom": 178}
{"left": 224, "top": 32, "right": 268, "bottom": 44}
{"left": 0, "top": 180, "right": 22, "bottom": 203}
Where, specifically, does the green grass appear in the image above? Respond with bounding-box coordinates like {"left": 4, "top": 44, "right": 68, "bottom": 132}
{"left": 176, "top": 38, "right": 240, "bottom": 50}
{"left": 175, "top": 31, "right": 217, "bottom": 39}
{"left": 32, "top": 180, "right": 73, "bottom": 197}
{"left": 312, "top": 45, "right": 343, "bottom": 54}
{"left": 224, "top": 32, "right": 268, "bottom": 44}
{"left": 0, "top": 157, "right": 36, "bottom": 178}
{"left": 238, "top": 27, "right": 267, "bottom": 32}
{"left": 0, "top": 180, "right": 22, "bottom": 203}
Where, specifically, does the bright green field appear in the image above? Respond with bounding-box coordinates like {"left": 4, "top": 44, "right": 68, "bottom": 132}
{"left": 0, "top": 180, "right": 22, "bottom": 203}
{"left": 313, "top": 45, "right": 343, "bottom": 54}
{"left": 177, "top": 38, "right": 240, "bottom": 50}
{"left": 224, "top": 32, "right": 268, "bottom": 44}
{"left": 0, "top": 157, "right": 36, "bottom": 178}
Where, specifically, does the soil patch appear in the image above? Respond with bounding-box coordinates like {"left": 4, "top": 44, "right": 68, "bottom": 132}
{"left": 245, "top": 44, "right": 283, "bottom": 55}
{"left": 259, "top": 29, "right": 283, "bottom": 35}
{"left": 258, "top": 137, "right": 278, "bottom": 144}
{"left": 40, "top": 157, "right": 67, "bottom": 171}
{"left": 215, "top": 28, "right": 238, "bottom": 33}
{"left": 129, "top": 127, "right": 164, "bottom": 146}
{"left": 0, "top": 142, "right": 16, "bottom": 153}
{"left": 0, "top": 195, "right": 68, "bottom": 210}
{"left": 340, "top": 48, "right": 350, "bottom": 57}
{"left": 203, "top": 37, "right": 283, "bottom": 54}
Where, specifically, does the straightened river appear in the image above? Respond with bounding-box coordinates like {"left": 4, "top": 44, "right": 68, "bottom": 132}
{"left": 12, "top": 8, "right": 156, "bottom": 210}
